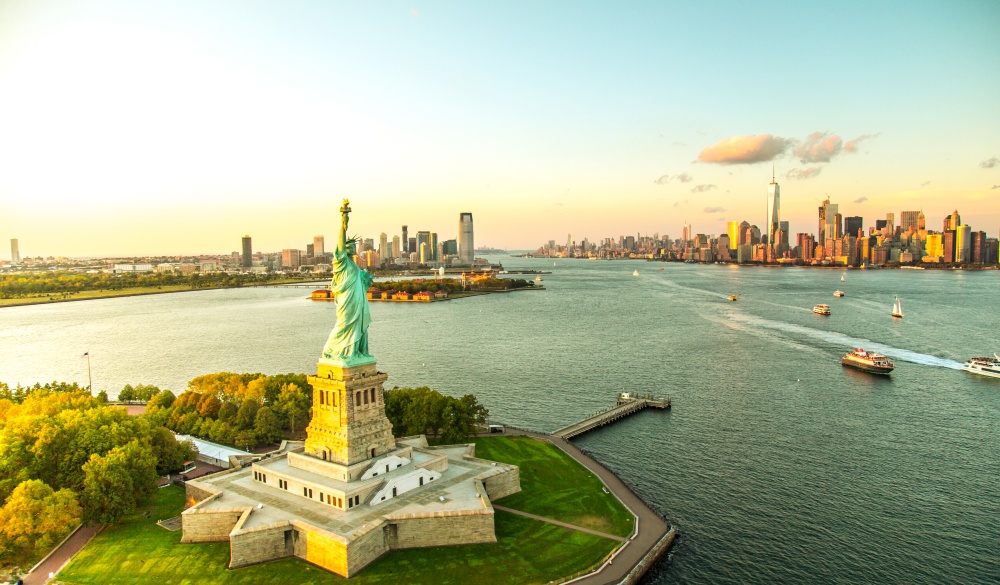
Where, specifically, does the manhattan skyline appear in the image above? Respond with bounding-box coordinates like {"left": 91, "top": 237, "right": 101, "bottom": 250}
{"left": 1, "top": 1, "right": 999, "bottom": 257}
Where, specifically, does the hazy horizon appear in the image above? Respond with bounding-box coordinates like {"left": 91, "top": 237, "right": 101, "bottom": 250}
{"left": 2, "top": 1, "right": 999, "bottom": 258}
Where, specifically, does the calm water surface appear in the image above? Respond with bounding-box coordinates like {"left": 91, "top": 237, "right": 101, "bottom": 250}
{"left": 2, "top": 259, "right": 998, "bottom": 584}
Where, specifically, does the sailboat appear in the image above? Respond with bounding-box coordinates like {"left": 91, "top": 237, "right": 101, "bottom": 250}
{"left": 841, "top": 273, "right": 846, "bottom": 282}
{"left": 892, "top": 295, "right": 904, "bottom": 319}
{"left": 632, "top": 269, "right": 640, "bottom": 277}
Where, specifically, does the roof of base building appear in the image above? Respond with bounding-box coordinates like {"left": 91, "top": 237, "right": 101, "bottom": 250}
{"left": 187, "top": 439, "right": 513, "bottom": 539}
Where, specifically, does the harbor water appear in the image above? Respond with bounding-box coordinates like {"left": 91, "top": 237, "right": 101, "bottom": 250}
{"left": 1, "top": 259, "right": 997, "bottom": 584}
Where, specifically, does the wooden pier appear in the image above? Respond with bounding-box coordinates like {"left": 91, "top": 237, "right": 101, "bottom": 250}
{"left": 552, "top": 393, "right": 670, "bottom": 440}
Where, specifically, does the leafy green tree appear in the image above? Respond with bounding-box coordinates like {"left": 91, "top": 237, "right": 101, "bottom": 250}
{"left": 234, "top": 430, "right": 257, "bottom": 451}
{"left": 150, "top": 427, "right": 197, "bottom": 475}
{"left": 234, "top": 401, "right": 260, "bottom": 430}
{"left": 81, "top": 440, "right": 157, "bottom": 523}
{"left": 146, "top": 389, "right": 176, "bottom": 412}
{"left": 254, "top": 407, "right": 283, "bottom": 445}
{"left": 96, "top": 390, "right": 108, "bottom": 403}
{"left": 118, "top": 384, "right": 136, "bottom": 402}
{"left": 276, "top": 383, "right": 310, "bottom": 434}
{"left": 217, "top": 401, "right": 237, "bottom": 422}
{"left": 0, "top": 479, "right": 81, "bottom": 564}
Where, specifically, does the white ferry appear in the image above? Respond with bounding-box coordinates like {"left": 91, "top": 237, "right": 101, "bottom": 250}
{"left": 961, "top": 355, "right": 1000, "bottom": 379}
{"left": 841, "top": 348, "right": 894, "bottom": 375}
{"left": 833, "top": 290, "right": 845, "bottom": 297}
{"left": 813, "top": 304, "right": 831, "bottom": 315}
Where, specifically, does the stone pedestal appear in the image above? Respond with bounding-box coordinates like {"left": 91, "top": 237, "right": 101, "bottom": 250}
{"left": 304, "top": 361, "right": 395, "bottom": 466}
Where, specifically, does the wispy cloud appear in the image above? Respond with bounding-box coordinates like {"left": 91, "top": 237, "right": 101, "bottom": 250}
{"left": 854, "top": 196, "right": 868, "bottom": 204}
{"left": 703, "top": 206, "right": 725, "bottom": 213}
{"left": 992, "top": 185, "right": 1000, "bottom": 190}
{"left": 698, "top": 134, "right": 793, "bottom": 165}
{"left": 795, "top": 132, "right": 842, "bottom": 163}
{"left": 981, "top": 156, "right": 1000, "bottom": 169}
{"left": 844, "top": 133, "right": 880, "bottom": 154}
{"left": 786, "top": 167, "right": 822, "bottom": 180}
{"left": 673, "top": 200, "right": 688, "bottom": 208}
{"left": 920, "top": 180, "right": 931, "bottom": 187}
{"left": 691, "top": 184, "right": 717, "bottom": 193}
{"left": 654, "top": 173, "right": 693, "bottom": 185}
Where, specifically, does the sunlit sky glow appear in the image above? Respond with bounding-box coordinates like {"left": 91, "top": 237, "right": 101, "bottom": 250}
{"left": 1, "top": 1, "right": 998, "bottom": 257}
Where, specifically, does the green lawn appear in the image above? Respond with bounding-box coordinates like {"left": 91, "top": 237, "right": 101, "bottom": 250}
{"left": 471, "top": 436, "right": 635, "bottom": 537}
{"left": 59, "top": 436, "right": 629, "bottom": 584}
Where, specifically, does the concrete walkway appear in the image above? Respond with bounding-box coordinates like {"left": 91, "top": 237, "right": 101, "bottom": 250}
{"left": 493, "top": 505, "right": 627, "bottom": 542}
{"left": 22, "top": 523, "right": 101, "bottom": 585}
{"left": 502, "top": 429, "right": 671, "bottom": 585}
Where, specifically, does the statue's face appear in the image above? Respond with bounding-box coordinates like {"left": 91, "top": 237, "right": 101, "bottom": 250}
{"left": 346, "top": 241, "right": 356, "bottom": 255}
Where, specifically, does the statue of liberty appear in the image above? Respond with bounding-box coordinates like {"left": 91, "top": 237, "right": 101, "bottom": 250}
{"left": 321, "top": 199, "right": 375, "bottom": 366}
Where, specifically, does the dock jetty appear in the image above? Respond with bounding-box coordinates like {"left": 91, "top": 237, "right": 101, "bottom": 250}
{"left": 552, "top": 392, "right": 670, "bottom": 439}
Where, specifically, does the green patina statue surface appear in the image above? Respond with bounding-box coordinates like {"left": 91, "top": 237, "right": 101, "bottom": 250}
{"left": 321, "top": 199, "right": 375, "bottom": 367}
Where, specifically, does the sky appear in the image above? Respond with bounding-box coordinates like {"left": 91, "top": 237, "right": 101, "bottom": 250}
{"left": 1, "top": 1, "right": 998, "bottom": 257}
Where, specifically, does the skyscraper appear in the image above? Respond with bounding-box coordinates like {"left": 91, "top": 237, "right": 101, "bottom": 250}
{"left": 768, "top": 170, "right": 780, "bottom": 261}
{"left": 241, "top": 235, "right": 252, "bottom": 268}
{"left": 313, "top": 236, "right": 325, "bottom": 257}
{"left": 9, "top": 239, "right": 19, "bottom": 264}
{"left": 401, "top": 226, "right": 408, "bottom": 255}
{"left": 727, "top": 221, "right": 739, "bottom": 250}
{"left": 845, "top": 216, "right": 863, "bottom": 238}
{"left": 458, "top": 212, "right": 474, "bottom": 265}
{"left": 955, "top": 224, "right": 971, "bottom": 263}
{"left": 379, "top": 233, "right": 389, "bottom": 261}
{"left": 900, "top": 211, "right": 920, "bottom": 233}
{"left": 416, "top": 231, "right": 431, "bottom": 264}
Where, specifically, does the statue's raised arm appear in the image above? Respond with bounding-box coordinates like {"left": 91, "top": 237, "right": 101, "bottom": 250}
{"left": 321, "top": 198, "right": 375, "bottom": 367}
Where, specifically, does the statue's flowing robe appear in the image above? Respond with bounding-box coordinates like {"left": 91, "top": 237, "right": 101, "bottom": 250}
{"left": 322, "top": 244, "right": 373, "bottom": 361}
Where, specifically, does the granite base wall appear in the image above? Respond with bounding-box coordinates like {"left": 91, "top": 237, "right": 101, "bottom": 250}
{"left": 229, "top": 522, "right": 291, "bottom": 568}
{"left": 482, "top": 466, "right": 521, "bottom": 501}
{"left": 392, "top": 511, "right": 496, "bottom": 549}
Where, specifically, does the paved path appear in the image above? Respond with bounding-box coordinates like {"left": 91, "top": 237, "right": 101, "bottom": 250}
{"left": 503, "top": 429, "right": 671, "bottom": 585}
{"left": 493, "top": 505, "right": 627, "bottom": 542}
{"left": 22, "top": 523, "right": 101, "bottom": 585}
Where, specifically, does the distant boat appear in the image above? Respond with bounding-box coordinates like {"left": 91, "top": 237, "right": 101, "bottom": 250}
{"left": 834, "top": 290, "right": 845, "bottom": 297}
{"left": 534, "top": 275, "right": 543, "bottom": 282}
{"left": 841, "top": 273, "right": 846, "bottom": 282}
{"left": 892, "top": 295, "right": 903, "bottom": 318}
{"left": 729, "top": 294, "right": 738, "bottom": 302}
{"left": 632, "top": 270, "right": 640, "bottom": 277}
{"left": 813, "top": 304, "right": 831, "bottom": 315}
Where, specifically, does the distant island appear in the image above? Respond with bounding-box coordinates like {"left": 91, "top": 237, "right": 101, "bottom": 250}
{"left": 311, "top": 273, "right": 540, "bottom": 303}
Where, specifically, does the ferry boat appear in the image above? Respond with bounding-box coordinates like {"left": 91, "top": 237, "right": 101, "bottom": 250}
{"left": 961, "top": 355, "right": 1000, "bottom": 379}
{"left": 813, "top": 304, "right": 830, "bottom": 315}
{"left": 729, "top": 294, "right": 738, "bottom": 301}
{"left": 534, "top": 275, "right": 542, "bottom": 282}
{"left": 833, "top": 290, "right": 845, "bottom": 297}
{"left": 841, "top": 348, "right": 894, "bottom": 375}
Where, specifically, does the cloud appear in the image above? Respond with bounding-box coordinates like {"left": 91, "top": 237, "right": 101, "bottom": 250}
{"left": 673, "top": 200, "right": 688, "bottom": 207}
{"left": 703, "top": 206, "right": 725, "bottom": 213}
{"left": 691, "top": 184, "right": 716, "bottom": 193}
{"left": 697, "top": 134, "right": 793, "bottom": 164}
{"left": 654, "top": 173, "right": 693, "bottom": 185}
{"left": 786, "top": 167, "right": 822, "bottom": 180}
{"left": 992, "top": 185, "right": 1000, "bottom": 190}
{"left": 981, "top": 157, "right": 1000, "bottom": 169}
{"left": 920, "top": 180, "right": 931, "bottom": 187}
{"left": 795, "top": 132, "right": 843, "bottom": 163}
{"left": 854, "top": 196, "right": 868, "bottom": 204}
{"left": 844, "top": 133, "right": 880, "bottom": 154}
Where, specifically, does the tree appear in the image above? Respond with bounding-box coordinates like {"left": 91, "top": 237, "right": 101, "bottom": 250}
{"left": 276, "top": 383, "right": 310, "bottom": 434}
{"left": 253, "top": 407, "right": 283, "bottom": 445}
{"left": 234, "top": 401, "right": 260, "bottom": 430}
{"left": 118, "top": 384, "right": 135, "bottom": 403}
{"left": 197, "top": 395, "right": 222, "bottom": 419}
{"left": 150, "top": 427, "right": 197, "bottom": 475}
{"left": 384, "top": 387, "right": 489, "bottom": 443}
{"left": 234, "top": 430, "right": 257, "bottom": 451}
{"left": 146, "top": 389, "right": 176, "bottom": 412}
{"left": 81, "top": 440, "right": 157, "bottom": 524}
{"left": 217, "top": 401, "right": 238, "bottom": 422}
{"left": 0, "top": 479, "right": 81, "bottom": 564}
{"left": 96, "top": 390, "right": 108, "bottom": 403}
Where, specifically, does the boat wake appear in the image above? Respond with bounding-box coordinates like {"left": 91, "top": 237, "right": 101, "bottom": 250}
{"left": 723, "top": 313, "right": 963, "bottom": 369}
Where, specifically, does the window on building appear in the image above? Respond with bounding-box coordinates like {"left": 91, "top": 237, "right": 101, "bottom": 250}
{"left": 364, "top": 391, "right": 369, "bottom": 405}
